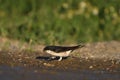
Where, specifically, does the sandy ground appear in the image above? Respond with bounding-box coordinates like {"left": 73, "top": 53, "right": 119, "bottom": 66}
{"left": 0, "top": 37, "right": 120, "bottom": 72}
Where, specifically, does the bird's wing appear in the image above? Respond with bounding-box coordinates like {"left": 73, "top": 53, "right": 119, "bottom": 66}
{"left": 44, "top": 45, "right": 84, "bottom": 53}
{"left": 52, "top": 45, "right": 84, "bottom": 53}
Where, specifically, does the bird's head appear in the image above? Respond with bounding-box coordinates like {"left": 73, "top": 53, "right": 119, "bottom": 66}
{"left": 43, "top": 46, "right": 53, "bottom": 53}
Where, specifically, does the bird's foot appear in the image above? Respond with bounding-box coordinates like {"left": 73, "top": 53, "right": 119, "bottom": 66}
{"left": 58, "top": 57, "right": 62, "bottom": 61}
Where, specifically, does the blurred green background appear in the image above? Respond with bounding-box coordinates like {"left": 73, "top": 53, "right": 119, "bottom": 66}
{"left": 0, "top": 0, "right": 120, "bottom": 45}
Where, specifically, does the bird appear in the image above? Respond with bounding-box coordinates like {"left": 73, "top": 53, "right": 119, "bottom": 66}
{"left": 43, "top": 44, "right": 84, "bottom": 61}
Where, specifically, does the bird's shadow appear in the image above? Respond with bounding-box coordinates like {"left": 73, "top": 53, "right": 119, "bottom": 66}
{"left": 36, "top": 56, "right": 68, "bottom": 61}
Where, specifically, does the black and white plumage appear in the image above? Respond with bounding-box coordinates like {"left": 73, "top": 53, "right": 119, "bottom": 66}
{"left": 43, "top": 45, "right": 84, "bottom": 61}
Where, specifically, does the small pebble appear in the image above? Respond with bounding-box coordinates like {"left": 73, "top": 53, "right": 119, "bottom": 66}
{"left": 89, "top": 66, "right": 93, "bottom": 69}
{"left": 43, "top": 63, "right": 54, "bottom": 67}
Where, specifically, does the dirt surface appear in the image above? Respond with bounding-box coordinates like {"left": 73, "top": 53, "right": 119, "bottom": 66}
{"left": 0, "top": 50, "right": 120, "bottom": 72}
{"left": 0, "top": 37, "right": 120, "bottom": 72}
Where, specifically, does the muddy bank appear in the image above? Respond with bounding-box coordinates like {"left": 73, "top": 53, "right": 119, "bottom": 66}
{"left": 0, "top": 38, "right": 120, "bottom": 72}
{"left": 0, "top": 38, "right": 120, "bottom": 80}
{"left": 0, "top": 45, "right": 120, "bottom": 72}
{"left": 0, "top": 49, "right": 120, "bottom": 80}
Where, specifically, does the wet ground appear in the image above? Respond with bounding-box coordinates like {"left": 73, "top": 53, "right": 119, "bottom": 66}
{"left": 0, "top": 38, "right": 120, "bottom": 80}
{"left": 0, "top": 65, "right": 120, "bottom": 80}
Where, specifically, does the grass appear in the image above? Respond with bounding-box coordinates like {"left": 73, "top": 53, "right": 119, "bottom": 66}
{"left": 0, "top": 0, "right": 120, "bottom": 45}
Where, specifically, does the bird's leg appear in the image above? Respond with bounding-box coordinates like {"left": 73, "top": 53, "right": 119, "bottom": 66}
{"left": 58, "top": 57, "right": 62, "bottom": 61}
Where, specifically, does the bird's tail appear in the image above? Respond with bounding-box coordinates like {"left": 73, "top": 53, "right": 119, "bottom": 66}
{"left": 72, "top": 44, "right": 85, "bottom": 50}
{"left": 78, "top": 44, "right": 85, "bottom": 48}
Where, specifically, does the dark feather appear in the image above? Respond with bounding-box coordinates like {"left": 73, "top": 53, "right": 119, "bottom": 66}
{"left": 43, "top": 45, "right": 84, "bottom": 53}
